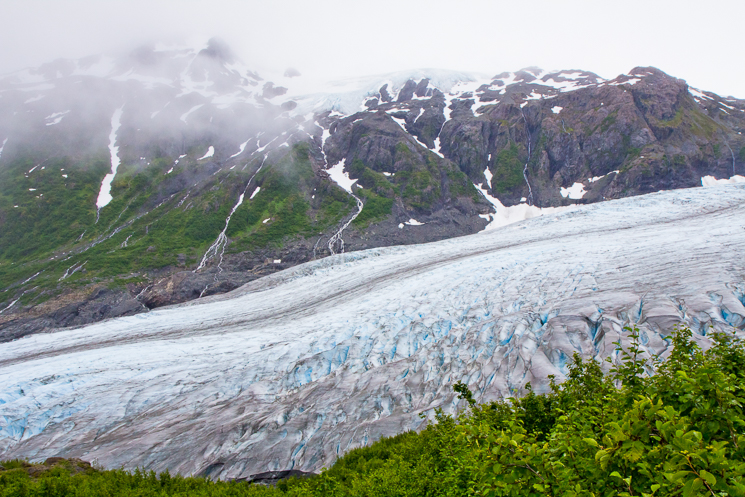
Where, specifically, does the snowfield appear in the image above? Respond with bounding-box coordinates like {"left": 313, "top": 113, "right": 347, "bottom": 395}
{"left": 1, "top": 185, "right": 744, "bottom": 478}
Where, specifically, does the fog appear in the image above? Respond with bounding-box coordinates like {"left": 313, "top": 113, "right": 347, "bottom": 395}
{"left": 1, "top": 0, "right": 744, "bottom": 98}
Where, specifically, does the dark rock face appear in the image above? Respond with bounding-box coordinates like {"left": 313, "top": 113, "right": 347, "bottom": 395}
{"left": 397, "top": 79, "right": 417, "bottom": 102}
{"left": 0, "top": 287, "right": 145, "bottom": 342}
{"left": 241, "top": 470, "right": 316, "bottom": 485}
{"left": 379, "top": 84, "right": 392, "bottom": 102}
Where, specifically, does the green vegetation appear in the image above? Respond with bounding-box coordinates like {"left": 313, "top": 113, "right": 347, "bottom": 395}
{"left": 0, "top": 460, "right": 273, "bottom": 496}
{"left": 656, "top": 108, "right": 684, "bottom": 129}
{"left": 599, "top": 110, "right": 618, "bottom": 133}
{"left": 6, "top": 325, "right": 745, "bottom": 496}
{"left": 400, "top": 168, "right": 441, "bottom": 210}
{"left": 739, "top": 146, "right": 745, "bottom": 164}
{"left": 649, "top": 103, "right": 721, "bottom": 140}
{"left": 346, "top": 160, "right": 395, "bottom": 198}
{"left": 446, "top": 168, "right": 479, "bottom": 202}
{"left": 491, "top": 143, "right": 524, "bottom": 194}
{"left": 352, "top": 189, "right": 393, "bottom": 227}
{"left": 0, "top": 144, "right": 358, "bottom": 307}
{"left": 0, "top": 155, "right": 106, "bottom": 262}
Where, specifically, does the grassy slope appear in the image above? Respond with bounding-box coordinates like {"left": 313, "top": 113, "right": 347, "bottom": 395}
{"left": 0, "top": 143, "right": 355, "bottom": 309}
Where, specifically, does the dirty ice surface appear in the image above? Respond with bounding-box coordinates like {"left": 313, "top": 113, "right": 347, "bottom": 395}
{"left": 1, "top": 185, "right": 745, "bottom": 479}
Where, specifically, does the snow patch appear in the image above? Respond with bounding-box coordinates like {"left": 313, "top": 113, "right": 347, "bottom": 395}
{"left": 588, "top": 170, "right": 619, "bottom": 183}
{"left": 44, "top": 110, "right": 69, "bottom": 126}
{"left": 560, "top": 182, "right": 587, "bottom": 199}
{"left": 610, "top": 77, "right": 641, "bottom": 86}
{"left": 483, "top": 168, "right": 493, "bottom": 189}
{"left": 689, "top": 87, "right": 712, "bottom": 101}
{"left": 250, "top": 187, "right": 261, "bottom": 199}
{"left": 95, "top": 107, "right": 124, "bottom": 210}
{"left": 0, "top": 299, "right": 19, "bottom": 315}
{"left": 230, "top": 140, "right": 250, "bottom": 158}
{"left": 551, "top": 106, "right": 563, "bottom": 114}
{"left": 198, "top": 146, "right": 214, "bottom": 160}
{"left": 326, "top": 159, "right": 357, "bottom": 193}
{"left": 180, "top": 104, "right": 203, "bottom": 123}
{"left": 474, "top": 182, "right": 574, "bottom": 231}
{"left": 404, "top": 219, "right": 424, "bottom": 226}
{"left": 701, "top": 175, "right": 745, "bottom": 187}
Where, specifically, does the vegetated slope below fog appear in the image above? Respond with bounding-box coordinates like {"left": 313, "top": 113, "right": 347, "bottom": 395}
{"left": 0, "top": 183, "right": 743, "bottom": 478}
{"left": 1, "top": 38, "right": 744, "bottom": 340}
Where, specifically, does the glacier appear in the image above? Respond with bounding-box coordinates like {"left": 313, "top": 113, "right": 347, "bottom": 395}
{"left": 0, "top": 184, "right": 744, "bottom": 478}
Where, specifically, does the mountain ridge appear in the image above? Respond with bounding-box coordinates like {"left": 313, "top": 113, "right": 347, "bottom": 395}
{"left": 0, "top": 39, "right": 743, "bottom": 339}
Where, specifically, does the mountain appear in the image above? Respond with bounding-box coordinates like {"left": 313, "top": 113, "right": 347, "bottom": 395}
{"left": 1, "top": 183, "right": 743, "bottom": 477}
{"left": 1, "top": 39, "right": 744, "bottom": 341}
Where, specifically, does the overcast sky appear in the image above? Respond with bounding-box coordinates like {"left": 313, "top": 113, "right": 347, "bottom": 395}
{"left": 1, "top": 0, "right": 743, "bottom": 97}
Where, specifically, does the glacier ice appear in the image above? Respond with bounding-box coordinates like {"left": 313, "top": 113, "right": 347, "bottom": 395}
{"left": 1, "top": 184, "right": 744, "bottom": 478}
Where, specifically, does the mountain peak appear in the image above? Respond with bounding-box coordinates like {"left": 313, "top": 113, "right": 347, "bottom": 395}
{"left": 198, "top": 37, "right": 236, "bottom": 63}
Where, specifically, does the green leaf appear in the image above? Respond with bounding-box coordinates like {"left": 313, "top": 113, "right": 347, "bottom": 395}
{"left": 583, "top": 438, "right": 598, "bottom": 447}
{"left": 666, "top": 470, "right": 691, "bottom": 482}
{"left": 699, "top": 470, "right": 716, "bottom": 486}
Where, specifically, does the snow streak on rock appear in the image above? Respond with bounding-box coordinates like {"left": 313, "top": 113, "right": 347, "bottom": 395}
{"left": 198, "top": 146, "right": 215, "bottom": 160}
{"left": 230, "top": 139, "right": 250, "bottom": 158}
{"left": 0, "top": 138, "right": 7, "bottom": 160}
{"left": 474, "top": 182, "right": 573, "bottom": 230}
{"left": 95, "top": 107, "right": 124, "bottom": 210}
